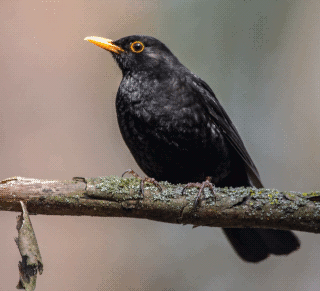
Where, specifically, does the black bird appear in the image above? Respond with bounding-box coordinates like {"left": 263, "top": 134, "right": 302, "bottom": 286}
{"left": 85, "top": 35, "right": 300, "bottom": 262}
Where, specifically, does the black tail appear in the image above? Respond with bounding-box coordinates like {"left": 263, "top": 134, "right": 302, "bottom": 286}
{"left": 223, "top": 228, "right": 300, "bottom": 263}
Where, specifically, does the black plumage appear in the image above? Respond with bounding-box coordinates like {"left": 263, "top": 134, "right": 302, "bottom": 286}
{"left": 85, "top": 35, "right": 300, "bottom": 262}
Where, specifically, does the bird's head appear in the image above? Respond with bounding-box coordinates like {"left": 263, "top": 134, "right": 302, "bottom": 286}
{"left": 85, "top": 35, "right": 182, "bottom": 75}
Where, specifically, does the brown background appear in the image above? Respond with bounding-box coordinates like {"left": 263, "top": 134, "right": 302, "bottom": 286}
{"left": 1, "top": 0, "right": 320, "bottom": 290}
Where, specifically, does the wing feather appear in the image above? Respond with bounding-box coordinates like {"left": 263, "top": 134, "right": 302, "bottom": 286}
{"left": 191, "top": 76, "right": 263, "bottom": 188}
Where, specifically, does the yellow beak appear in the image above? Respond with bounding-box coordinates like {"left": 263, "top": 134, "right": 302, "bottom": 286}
{"left": 84, "top": 36, "right": 124, "bottom": 54}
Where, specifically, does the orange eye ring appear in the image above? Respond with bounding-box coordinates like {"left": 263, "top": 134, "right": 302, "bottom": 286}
{"left": 130, "top": 41, "right": 145, "bottom": 53}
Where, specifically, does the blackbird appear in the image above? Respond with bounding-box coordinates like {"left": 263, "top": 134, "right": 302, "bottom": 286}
{"left": 85, "top": 35, "right": 300, "bottom": 262}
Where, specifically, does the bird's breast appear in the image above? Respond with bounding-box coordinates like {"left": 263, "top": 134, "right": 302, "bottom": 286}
{"left": 115, "top": 74, "right": 231, "bottom": 183}
{"left": 117, "top": 73, "right": 206, "bottom": 128}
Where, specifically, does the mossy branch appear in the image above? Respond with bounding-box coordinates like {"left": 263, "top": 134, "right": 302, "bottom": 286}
{"left": 0, "top": 176, "right": 320, "bottom": 233}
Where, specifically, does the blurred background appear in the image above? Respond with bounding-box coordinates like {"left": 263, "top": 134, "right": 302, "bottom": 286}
{"left": 1, "top": 0, "right": 320, "bottom": 290}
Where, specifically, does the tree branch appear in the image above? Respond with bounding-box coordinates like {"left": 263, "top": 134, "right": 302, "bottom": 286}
{"left": 0, "top": 176, "right": 319, "bottom": 233}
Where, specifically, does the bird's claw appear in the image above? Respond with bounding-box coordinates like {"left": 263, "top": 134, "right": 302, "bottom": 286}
{"left": 182, "top": 177, "right": 215, "bottom": 209}
{"left": 122, "top": 169, "right": 140, "bottom": 179}
{"left": 122, "top": 169, "right": 162, "bottom": 197}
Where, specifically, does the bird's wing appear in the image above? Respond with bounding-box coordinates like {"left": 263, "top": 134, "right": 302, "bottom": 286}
{"left": 191, "top": 76, "right": 263, "bottom": 188}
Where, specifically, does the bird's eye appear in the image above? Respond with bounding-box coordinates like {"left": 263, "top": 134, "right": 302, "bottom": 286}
{"left": 130, "top": 41, "right": 144, "bottom": 53}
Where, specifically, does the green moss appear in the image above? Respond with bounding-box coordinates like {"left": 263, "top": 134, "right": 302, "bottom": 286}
{"left": 88, "top": 177, "right": 320, "bottom": 210}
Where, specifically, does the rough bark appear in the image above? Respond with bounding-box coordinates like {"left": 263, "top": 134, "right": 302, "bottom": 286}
{"left": 1, "top": 176, "right": 320, "bottom": 233}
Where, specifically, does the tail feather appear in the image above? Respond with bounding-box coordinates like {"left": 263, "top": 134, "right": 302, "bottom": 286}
{"left": 223, "top": 228, "right": 300, "bottom": 263}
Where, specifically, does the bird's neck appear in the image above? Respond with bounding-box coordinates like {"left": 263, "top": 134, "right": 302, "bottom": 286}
{"left": 117, "top": 69, "right": 195, "bottom": 112}
{"left": 123, "top": 68, "right": 171, "bottom": 82}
